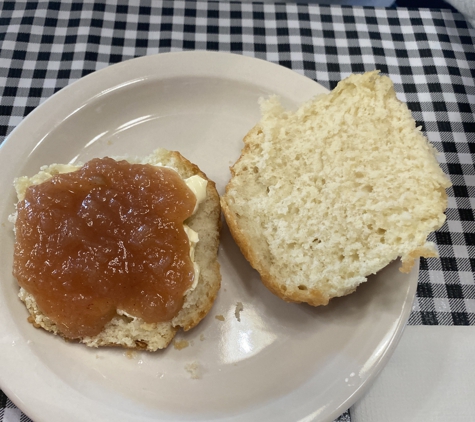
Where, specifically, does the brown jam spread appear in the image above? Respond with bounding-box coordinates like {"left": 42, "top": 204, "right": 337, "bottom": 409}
{"left": 13, "top": 158, "right": 197, "bottom": 339}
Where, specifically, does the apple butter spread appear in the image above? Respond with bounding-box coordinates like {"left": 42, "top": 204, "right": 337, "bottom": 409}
{"left": 13, "top": 157, "right": 198, "bottom": 339}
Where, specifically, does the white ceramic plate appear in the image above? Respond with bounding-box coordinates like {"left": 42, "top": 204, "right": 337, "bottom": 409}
{"left": 0, "top": 51, "right": 417, "bottom": 422}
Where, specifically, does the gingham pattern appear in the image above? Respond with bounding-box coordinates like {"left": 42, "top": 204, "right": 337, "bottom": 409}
{"left": 1, "top": 1, "right": 474, "bottom": 421}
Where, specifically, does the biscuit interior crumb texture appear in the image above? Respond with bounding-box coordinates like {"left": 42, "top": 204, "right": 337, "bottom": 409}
{"left": 221, "top": 71, "right": 451, "bottom": 306}
{"left": 12, "top": 148, "right": 221, "bottom": 351}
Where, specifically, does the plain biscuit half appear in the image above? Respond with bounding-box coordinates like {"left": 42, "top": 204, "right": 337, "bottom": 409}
{"left": 221, "top": 71, "right": 451, "bottom": 306}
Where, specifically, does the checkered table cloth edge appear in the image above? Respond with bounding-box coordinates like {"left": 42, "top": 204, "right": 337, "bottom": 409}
{"left": 0, "top": 1, "right": 474, "bottom": 421}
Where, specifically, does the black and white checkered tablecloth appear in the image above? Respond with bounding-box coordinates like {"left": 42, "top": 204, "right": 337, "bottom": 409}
{"left": 0, "top": 1, "right": 474, "bottom": 421}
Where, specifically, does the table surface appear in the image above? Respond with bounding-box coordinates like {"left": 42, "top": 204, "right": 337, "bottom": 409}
{"left": 0, "top": 1, "right": 474, "bottom": 421}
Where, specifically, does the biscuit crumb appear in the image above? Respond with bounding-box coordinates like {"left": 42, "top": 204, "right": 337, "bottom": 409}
{"left": 125, "top": 350, "right": 137, "bottom": 359}
{"left": 215, "top": 314, "right": 225, "bottom": 321}
{"left": 235, "top": 302, "right": 244, "bottom": 322}
{"left": 173, "top": 339, "right": 189, "bottom": 350}
{"left": 185, "top": 361, "right": 201, "bottom": 379}
{"left": 107, "top": 140, "right": 112, "bottom": 145}
{"left": 200, "top": 333, "right": 205, "bottom": 341}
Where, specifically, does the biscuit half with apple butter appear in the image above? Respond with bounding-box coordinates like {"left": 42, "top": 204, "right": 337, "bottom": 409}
{"left": 11, "top": 148, "right": 221, "bottom": 351}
